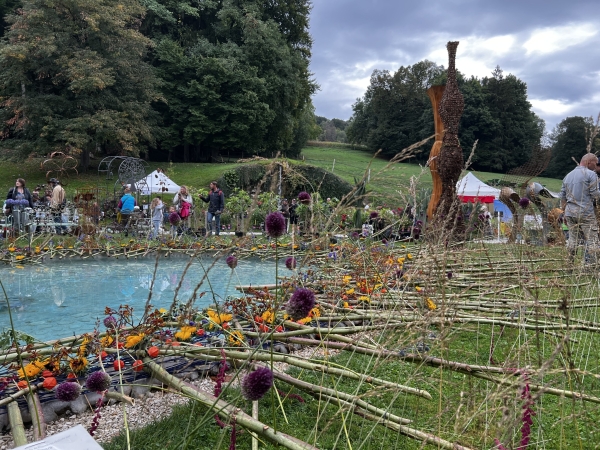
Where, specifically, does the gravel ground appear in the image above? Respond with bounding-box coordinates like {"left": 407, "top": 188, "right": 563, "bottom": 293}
{"left": 0, "top": 346, "right": 343, "bottom": 449}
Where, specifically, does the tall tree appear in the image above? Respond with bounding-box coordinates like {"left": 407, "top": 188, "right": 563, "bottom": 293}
{"left": 143, "top": 0, "right": 316, "bottom": 161}
{"left": 347, "top": 60, "right": 444, "bottom": 158}
{"left": 544, "top": 116, "right": 599, "bottom": 178}
{"left": 478, "top": 67, "right": 543, "bottom": 172}
{"left": 0, "top": 0, "right": 160, "bottom": 168}
{"left": 0, "top": 0, "right": 20, "bottom": 38}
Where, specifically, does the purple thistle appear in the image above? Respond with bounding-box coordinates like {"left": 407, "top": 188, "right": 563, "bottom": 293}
{"left": 55, "top": 381, "right": 81, "bottom": 402}
{"left": 86, "top": 371, "right": 111, "bottom": 392}
{"left": 241, "top": 367, "right": 273, "bottom": 401}
{"left": 298, "top": 191, "right": 311, "bottom": 204}
{"left": 285, "top": 257, "right": 296, "bottom": 270}
{"left": 103, "top": 315, "right": 117, "bottom": 329}
{"left": 265, "top": 212, "right": 286, "bottom": 238}
{"left": 169, "top": 211, "right": 181, "bottom": 225}
{"left": 285, "top": 288, "right": 316, "bottom": 320}
{"left": 519, "top": 197, "right": 530, "bottom": 209}
{"left": 369, "top": 211, "right": 378, "bottom": 219}
{"left": 350, "top": 231, "right": 360, "bottom": 239}
{"left": 226, "top": 255, "right": 238, "bottom": 269}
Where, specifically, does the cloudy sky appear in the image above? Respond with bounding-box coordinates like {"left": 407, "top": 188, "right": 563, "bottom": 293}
{"left": 309, "top": 0, "right": 600, "bottom": 132}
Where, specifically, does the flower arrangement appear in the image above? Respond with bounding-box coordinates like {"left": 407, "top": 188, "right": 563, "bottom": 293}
{"left": 5, "top": 199, "right": 29, "bottom": 207}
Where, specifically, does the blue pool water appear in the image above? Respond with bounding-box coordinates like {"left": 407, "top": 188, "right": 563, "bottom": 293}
{"left": 0, "top": 257, "right": 279, "bottom": 342}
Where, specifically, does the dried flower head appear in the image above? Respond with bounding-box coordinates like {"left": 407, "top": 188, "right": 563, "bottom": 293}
{"left": 86, "top": 371, "right": 111, "bottom": 392}
{"left": 226, "top": 255, "right": 238, "bottom": 269}
{"left": 519, "top": 197, "right": 530, "bottom": 209}
{"left": 369, "top": 211, "right": 378, "bottom": 219}
{"left": 241, "top": 367, "right": 273, "bottom": 401}
{"left": 285, "top": 257, "right": 296, "bottom": 270}
{"left": 169, "top": 211, "right": 181, "bottom": 225}
{"left": 55, "top": 381, "right": 81, "bottom": 402}
{"left": 285, "top": 288, "right": 316, "bottom": 320}
{"left": 265, "top": 212, "right": 286, "bottom": 238}
{"left": 298, "top": 191, "right": 311, "bottom": 204}
{"left": 103, "top": 315, "right": 117, "bottom": 329}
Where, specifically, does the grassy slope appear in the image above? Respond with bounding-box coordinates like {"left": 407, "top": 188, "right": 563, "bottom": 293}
{"left": 0, "top": 147, "right": 564, "bottom": 202}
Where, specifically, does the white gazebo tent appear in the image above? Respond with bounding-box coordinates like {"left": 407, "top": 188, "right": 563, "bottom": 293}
{"left": 135, "top": 170, "right": 180, "bottom": 195}
{"left": 456, "top": 172, "right": 501, "bottom": 204}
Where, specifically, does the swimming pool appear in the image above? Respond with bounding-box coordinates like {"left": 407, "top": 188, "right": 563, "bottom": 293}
{"left": 0, "top": 256, "right": 279, "bottom": 342}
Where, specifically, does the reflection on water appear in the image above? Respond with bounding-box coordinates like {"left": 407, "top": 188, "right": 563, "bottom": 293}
{"left": 0, "top": 257, "right": 278, "bottom": 341}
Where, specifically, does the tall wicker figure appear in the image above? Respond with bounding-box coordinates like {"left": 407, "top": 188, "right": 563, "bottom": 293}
{"left": 426, "top": 85, "right": 445, "bottom": 220}
{"left": 437, "top": 41, "right": 464, "bottom": 219}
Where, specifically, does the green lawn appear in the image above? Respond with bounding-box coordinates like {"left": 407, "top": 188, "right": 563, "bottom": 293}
{"left": 0, "top": 147, "right": 564, "bottom": 204}
{"left": 300, "top": 146, "right": 564, "bottom": 195}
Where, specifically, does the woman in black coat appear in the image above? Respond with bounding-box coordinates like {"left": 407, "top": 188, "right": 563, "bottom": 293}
{"left": 5, "top": 178, "right": 33, "bottom": 214}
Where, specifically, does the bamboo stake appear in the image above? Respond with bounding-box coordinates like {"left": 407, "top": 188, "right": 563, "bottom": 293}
{"left": 8, "top": 402, "right": 27, "bottom": 447}
{"left": 143, "top": 359, "right": 318, "bottom": 450}
{"left": 267, "top": 368, "right": 412, "bottom": 425}
{"left": 27, "top": 391, "right": 46, "bottom": 440}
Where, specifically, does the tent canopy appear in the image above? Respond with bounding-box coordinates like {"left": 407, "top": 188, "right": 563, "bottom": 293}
{"left": 456, "top": 172, "right": 501, "bottom": 203}
{"left": 135, "top": 170, "right": 180, "bottom": 195}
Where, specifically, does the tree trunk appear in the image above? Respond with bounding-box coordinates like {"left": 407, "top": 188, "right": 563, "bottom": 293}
{"left": 79, "top": 148, "right": 90, "bottom": 173}
{"left": 183, "top": 143, "right": 190, "bottom": 163}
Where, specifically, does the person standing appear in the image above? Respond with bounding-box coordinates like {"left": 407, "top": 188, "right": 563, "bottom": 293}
{"left": 199, "top": 181, "right": 225, "bottom": 236}
{"left": 118, "top": 187, "right": 137, "bottom": 235}
{"left": 150, "top": 196, "right": 164, "bottom": 238}
{"left": 49, "top": 178, "right": 67, "bottom": 235}
{"left": 560, "top": 153, "right": 600, "bottom": 266}
{"left": 173, "top": 185, "right": 193, "bottom": 233}
{"left": 5, "top": 178, "right": 33, "bottom": 213}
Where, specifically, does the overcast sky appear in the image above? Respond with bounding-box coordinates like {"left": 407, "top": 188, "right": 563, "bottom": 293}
{"left": 309, "top": 0, "right": 600, "bottom": 132}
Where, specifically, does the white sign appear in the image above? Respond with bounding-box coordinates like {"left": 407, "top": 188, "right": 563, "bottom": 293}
{"left": 15, "top": 425, "right": 103, "bottom": 450}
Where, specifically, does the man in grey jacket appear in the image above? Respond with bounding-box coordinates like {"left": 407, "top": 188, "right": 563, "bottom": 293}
{"left": 560, "top": 153, "right": 600, "bottom": 265}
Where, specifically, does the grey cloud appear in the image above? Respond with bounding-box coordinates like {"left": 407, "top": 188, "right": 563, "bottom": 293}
{"left": 310, "top": 0, "right": 600, "bottom": 127}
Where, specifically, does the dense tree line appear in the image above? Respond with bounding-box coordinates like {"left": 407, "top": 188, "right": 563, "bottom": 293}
{"left": 542, "top": 116, "right": 600, "bottom": 178}
{"left": 315, "top": 116, "right": 349, "bottom": 143}
{"left": 0, "top": 0, "right": 317, "bottom": 167}
{"left": 346, "top": 61, "right": 545, "bottom": 173}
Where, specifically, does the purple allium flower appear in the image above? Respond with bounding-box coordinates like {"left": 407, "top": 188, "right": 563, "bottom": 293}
{"left": 285, "top": 257, "right": 296, "bottom": 270}
{"left": 369, "top": 211, "right": 378, "bottom": 219}
{"left": 285, "top": 288, "right": 315, "bottom": 320}
{"left": 298, "top": 191, "right": 311, "bottom": 205}
{"left": 103, "top": 315, "right": 117, "bottom": 329}
{"left": 169, "top": 211, "right": 181, "bottom": 225}
{"left": 265, "top": 212, "right": 286, "bottom": 238}
{"left": 241, "top": 367, "right": 273, "bottom": 401}
{"left": 226, "top": 255, "right": 238, "bottom": 269}
{"left": 86, "top": 371, "right": 111, "bottom": 392}
{"left": 55, "top": 381, "right": 81, "bottom": 402}
{"left": 519, "top": 197, "right": 530, "bottom": 209}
